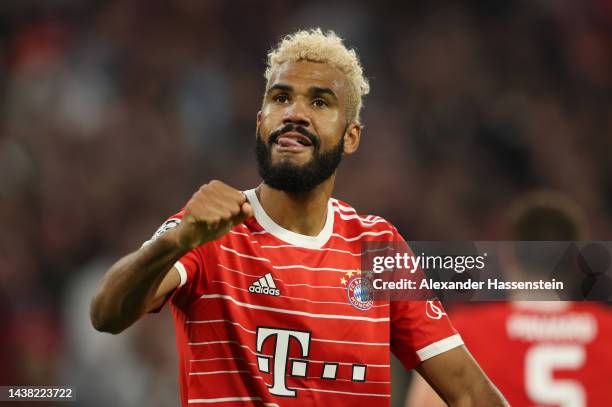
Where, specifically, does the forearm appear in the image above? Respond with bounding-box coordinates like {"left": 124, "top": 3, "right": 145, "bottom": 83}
{"left": 417, "top": 346, "right": 508, "bottom": 407}
{"left": 90, "top": 230, "right": 186, "bottom": 334}
{"left": 450, "top": 376, "right": 508, "bottom": 407}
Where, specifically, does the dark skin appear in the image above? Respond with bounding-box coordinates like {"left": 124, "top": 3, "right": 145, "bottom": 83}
{"left": 89, "top": 60, "right": 507, "bottom": 406}
{"left": 255, "top": 60, "right": 361, "bottom": 236}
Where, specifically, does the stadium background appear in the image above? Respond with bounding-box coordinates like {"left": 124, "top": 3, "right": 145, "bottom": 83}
{"left": 1, "top": 0, "right": 611, "bottom": 405}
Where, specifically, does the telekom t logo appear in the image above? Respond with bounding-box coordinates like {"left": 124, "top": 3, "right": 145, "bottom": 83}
{"left": 256, "top": 327, "right": 311, "bottom": 397}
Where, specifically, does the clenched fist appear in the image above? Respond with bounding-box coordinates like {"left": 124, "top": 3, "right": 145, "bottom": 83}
{"left": 175, "top": 180, "right": 253, "bottom": 251}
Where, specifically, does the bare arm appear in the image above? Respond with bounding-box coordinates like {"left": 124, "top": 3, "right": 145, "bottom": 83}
{"left": 90, "top": 231, "right": 185, "bottom": 334}
{"left": 405, "top": 371, "right": 447, "bottom": 407}
{"left": 415, "top": 346, "right": 508, "bottom": 407}
{"left": 90, "top": 180, "right": 252, "bottom": 334}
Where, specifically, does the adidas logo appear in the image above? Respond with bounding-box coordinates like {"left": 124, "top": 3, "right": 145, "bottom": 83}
{"left": 249, "top": 273, "right": 280, "bottom": 296}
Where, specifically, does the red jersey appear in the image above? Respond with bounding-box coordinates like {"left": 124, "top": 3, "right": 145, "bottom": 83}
{"left": 151, "top": 189, "right": 461, "bottom": 406}
{"left": 450, "top": 302, "right": 612, "bottom": 407}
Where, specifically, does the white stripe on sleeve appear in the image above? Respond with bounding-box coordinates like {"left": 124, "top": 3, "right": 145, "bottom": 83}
{"left": 416, "top": 334, "right": 464, "bottom": 362}
{"left": 175, "top": 261, "right": 188, "bottom": 287}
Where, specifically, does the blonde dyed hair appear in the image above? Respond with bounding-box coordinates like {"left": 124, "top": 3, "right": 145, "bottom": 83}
{"left": 264, "top": 28, "right": 370, "bottom": 124}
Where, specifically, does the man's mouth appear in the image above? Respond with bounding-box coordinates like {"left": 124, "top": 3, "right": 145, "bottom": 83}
{"left": 275, "top": 131, "right": 313, "bottom": 149}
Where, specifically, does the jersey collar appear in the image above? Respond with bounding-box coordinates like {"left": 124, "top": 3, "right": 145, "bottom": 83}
{"left": 244, "top": 188, "right": 334, "bottom": 249}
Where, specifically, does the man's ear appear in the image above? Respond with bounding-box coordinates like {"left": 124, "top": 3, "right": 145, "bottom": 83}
{"left": 343, "top": 123, "right": 362, "bottom": 155}
{"left": 256, "top": 111, "right": 262, "bottom": 137}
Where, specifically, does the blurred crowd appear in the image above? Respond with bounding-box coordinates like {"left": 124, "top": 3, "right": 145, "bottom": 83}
{"left": 1, "top": 0, "right": 611, "bottom": 405}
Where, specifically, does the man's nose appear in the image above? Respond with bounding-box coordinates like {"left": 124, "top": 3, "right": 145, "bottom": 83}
{"left": 282, "top": 99, "right": 311, "bottom": 128}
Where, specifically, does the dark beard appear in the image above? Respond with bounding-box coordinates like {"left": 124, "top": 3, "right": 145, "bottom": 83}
{"left": 256, "top": 125, "right": 344, "bottom": 193}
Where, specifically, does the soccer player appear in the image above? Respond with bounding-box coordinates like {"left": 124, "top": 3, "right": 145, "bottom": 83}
{"left": 405, "top": 191, "right": 612, "bottom": 406}
{"left": 90, "top": 29, "right": 507, "bottom": 406}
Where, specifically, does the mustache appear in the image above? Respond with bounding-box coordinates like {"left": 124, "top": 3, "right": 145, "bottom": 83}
{"left": 268, "top": 124, "right": 320, "bottom": 149}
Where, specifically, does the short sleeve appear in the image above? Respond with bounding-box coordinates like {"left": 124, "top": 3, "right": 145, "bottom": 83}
{"left": 387, "top": 224, "right": 463, "bottom": 370}
{"left": 144, "top": 209, "right": 205, "bottom": 311}
{"left": 149, "top": 249, "right": 203, "bottom": 313}
{"left": 390, "top": 299, "right": 463, "bottom": 371}
{"left": 173, "top": 249, "right": 202, "bottom": 292}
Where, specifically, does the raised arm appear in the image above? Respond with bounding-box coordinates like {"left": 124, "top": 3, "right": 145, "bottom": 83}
{"left": 89, "top": 180, "right": 252, "bottom": 334}
{"left": 414, "top": 345, "right": 508, "bottom": 407}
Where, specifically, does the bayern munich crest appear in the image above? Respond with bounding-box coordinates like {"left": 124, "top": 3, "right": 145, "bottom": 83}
{"left": 341, "top": 270, "right": 373, "bottom": 311}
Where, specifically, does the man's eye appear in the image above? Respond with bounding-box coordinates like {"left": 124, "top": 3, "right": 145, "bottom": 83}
{"left": 313, "top": 99, "right": 328, "bottom": 107}
{"left": 274, "top": 94, "right": 289, "bottom": 103}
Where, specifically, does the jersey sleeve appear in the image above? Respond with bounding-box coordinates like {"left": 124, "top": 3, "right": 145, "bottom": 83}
{"left": 170, "top": 248, "right": 205, "bottom": 309}
{"left": 390, "top": 299, "right": 463, "bottom": 370}
{"left": 387, "top": 225, "right": 463, "bottom": 371}
{"left": 144, "top": 209, "right": 205, "bottom": 312}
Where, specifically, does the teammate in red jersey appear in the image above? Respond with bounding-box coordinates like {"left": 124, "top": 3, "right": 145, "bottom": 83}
{"left": 90, "top": 28, "right": 506, "bottom": 406}
{"left": 407, "top": 301, "right": 612, "bottom": 407}
{"left": 406, "top": 191, "right": 612, "bottom": 407}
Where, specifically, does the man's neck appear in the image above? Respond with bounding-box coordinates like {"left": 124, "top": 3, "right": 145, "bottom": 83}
{"left": 256, "top": 178, "right": 335, "bottom": 237}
